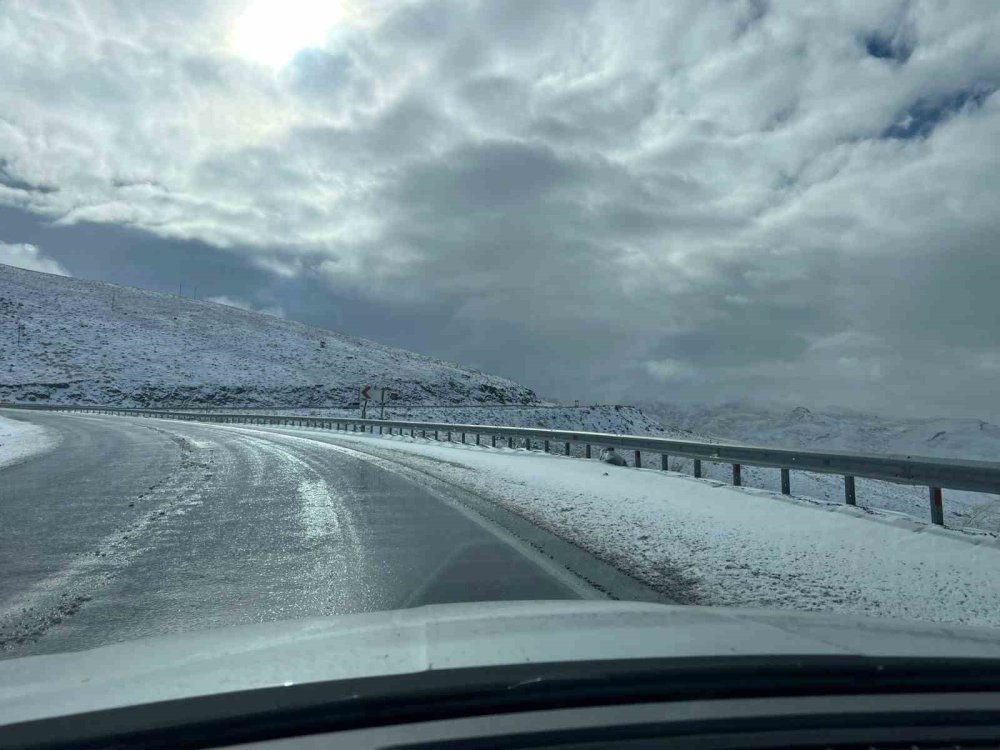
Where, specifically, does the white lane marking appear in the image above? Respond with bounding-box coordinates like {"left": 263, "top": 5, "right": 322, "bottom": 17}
{"left": 298, "top": 478, "right": 343, "bottom": 540}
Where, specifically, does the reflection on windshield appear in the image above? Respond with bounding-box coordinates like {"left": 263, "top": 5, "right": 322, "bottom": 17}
{"left": 1, "top": 0, "right": 1000, "bottom": 697}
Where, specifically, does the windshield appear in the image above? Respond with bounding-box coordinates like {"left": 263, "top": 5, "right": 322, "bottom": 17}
{"left": 1, "top": 0, "right": 1000, "bottom": 708}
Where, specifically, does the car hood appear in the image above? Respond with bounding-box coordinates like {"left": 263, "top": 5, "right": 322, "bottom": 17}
{"left": 3, "top": 600, "right": 1000, "bottom": 726}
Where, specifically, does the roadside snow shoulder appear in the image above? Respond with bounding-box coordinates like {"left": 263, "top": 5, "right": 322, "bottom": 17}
{"left": 0, "top": 414, "right": 60, "bottom": 469}
{"left": 251, "top": 427, "right": 1000, "bottom": 629}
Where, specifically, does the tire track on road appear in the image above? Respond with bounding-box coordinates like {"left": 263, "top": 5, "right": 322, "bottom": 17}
{"left": 0, "top": 426, "right": 217, "bottom": 654}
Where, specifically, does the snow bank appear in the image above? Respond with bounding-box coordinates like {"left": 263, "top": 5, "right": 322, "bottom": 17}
{"left": 0, "top": 414, "right": 59, "bottom": 469}
{"left": 263, "top": 426, "right": 1000, "bottom": 628}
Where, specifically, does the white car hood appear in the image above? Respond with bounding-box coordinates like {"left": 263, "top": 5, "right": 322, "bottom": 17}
{"left": 3, "top": 600, "right": 1000, "bottom": 726}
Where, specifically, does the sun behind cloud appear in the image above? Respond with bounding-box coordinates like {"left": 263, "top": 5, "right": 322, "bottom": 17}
{"left": 230, "top": 0, "right": 349, "bottom": 68}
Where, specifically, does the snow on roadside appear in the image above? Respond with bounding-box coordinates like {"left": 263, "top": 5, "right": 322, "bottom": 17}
{"left": 260, "top": 426, "right": 1000, "bottom": 628}
{"left": 0, "top": 414, "right": 60, "bottom": 469}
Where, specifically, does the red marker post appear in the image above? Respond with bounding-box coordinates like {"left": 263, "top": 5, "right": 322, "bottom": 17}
{"left": 929, "top": 487, "right": 944, "bottom": 526}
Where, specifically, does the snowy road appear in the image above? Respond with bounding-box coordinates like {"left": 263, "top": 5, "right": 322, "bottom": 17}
{"left": 0, "top": 412, "right": 659, "bottom": 660}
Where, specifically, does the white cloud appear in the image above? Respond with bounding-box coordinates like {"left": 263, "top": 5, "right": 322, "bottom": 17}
{"left": 0, "top": 242, "right": 71, "bottom": 276}
{"left": 644, "top": 359, "right": 696, "bottom": 383}
{"left": 0, "top": 0, "right": 998, "bottom": 416}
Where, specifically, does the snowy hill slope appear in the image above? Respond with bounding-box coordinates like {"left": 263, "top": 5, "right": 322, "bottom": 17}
{"left": 639, "top": 401, "right": 1000, "bottom": 461}
{"left": 0, "top": 264, "right": 537, "bottom": 407}
{"left": 638, "top": 401, "right": 1000, "bottom": 531}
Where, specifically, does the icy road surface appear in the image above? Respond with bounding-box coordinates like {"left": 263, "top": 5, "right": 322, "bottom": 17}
{"left": 0, "top": 411, "right": 665, "bottom": 660}
{"left": 234, "top": 423, "right": 1000, "bottom": 629}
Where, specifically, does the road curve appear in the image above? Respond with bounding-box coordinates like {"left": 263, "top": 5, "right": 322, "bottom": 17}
{"left": 0, "top": 411, "right": 612, "bottom": 659}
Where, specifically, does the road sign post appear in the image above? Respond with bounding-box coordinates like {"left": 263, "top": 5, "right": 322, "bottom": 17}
{"left": 360, "top": 385, "right": 372, "bottom": 418}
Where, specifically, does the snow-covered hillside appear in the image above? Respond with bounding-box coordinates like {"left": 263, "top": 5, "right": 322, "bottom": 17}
{"left": 0, "top": 264, "right": 538, "bottom": 407}
{"left": 639, "top": 401, "right": 1000, "bottom": 461}
{"left": 638, "top": 401, "right": 1000, "bottom": 532}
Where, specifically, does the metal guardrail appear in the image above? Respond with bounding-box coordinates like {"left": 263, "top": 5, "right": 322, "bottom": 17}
{"left": 41, "top": 402, "right": 621, "bottom": 412}
{"left": 5, "top": 404, "right": 1000, "bottom": 526}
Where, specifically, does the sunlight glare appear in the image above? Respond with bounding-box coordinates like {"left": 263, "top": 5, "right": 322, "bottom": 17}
{"left": 231, "top": 0, "right": 347, "bottom": 68}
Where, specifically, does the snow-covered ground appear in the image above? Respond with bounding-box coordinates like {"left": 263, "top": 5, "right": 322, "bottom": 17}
{"left": 0, "top": 263, "right": 536, "bottom": 407}
{"left": 0, "top": 414, "right": 59, "bottom": 469}
{"left": 237, "top": 424, "right": 1000, "bottom": 628}
{"left": 639, "top": 401, "right": 1000, "bottom": 532}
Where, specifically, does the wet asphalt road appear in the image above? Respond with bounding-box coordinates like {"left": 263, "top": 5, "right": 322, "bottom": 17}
{"left": 0, "top": 411, "right": 599, "bottom": 659}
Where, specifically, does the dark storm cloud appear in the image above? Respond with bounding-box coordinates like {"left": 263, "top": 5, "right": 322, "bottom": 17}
{"left": 396, "top": 141, "right": 584, "bottom": 213}
{"left": 1, "top": 0, "right": 999, "bottom": 418}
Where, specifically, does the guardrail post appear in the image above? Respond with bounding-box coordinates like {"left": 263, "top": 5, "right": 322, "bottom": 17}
{"left": 585, "top": 444, "right": 591, "bottom": 458}
{"left": 475, "top": 434, "right": 480, "bottom": 445}
{"left": 732, "top": 464, "right": 741, "bottom": 486}
{"left": 411, "top": 428, "right": 415, "bottom": 438}
{"left": 845, "top": 476, "right": 856, "bottom": 505}
{"left": 693, "top": 459, "right": 702, "bottom": 478}
{"left": 379, "top": 426, "right": 383, "bottom": 435}
{"left": 525, "top": 437, "right": 532, "bottom": 450}
{"left": 544, "top": 440, "right": 549, "bottom": 453}
{"left": 781, "top": 468, "right": 791, "bottom": 495}
{"left": 491, "top": 435, "right": 496, "bottom": 448}
{"left": 447, "top": 430, "right": 452, "bottom": 442}
{"left": 508, "top": 436, "right": 514, "bottom": 449}
{"left": 435, "top": 430, "right": 439, "bottom": 440}
{"left": 930, "top": 487, "right": 944, "bottom": 525}
{"left": 634, "top": 450, "right": 642, "bottom": 468}
{"left": 565, "top": 442, "right": 571, "bottom": 456}
{"left": 661, "top": 454, "right": 668, "bottom": 471}
{"left": 461, "top": 432, "right": 466, "bottom": 444}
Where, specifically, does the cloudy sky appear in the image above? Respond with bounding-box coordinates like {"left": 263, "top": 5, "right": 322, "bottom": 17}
{"left": 1, "top": 0, "right": 999, "bottom": 419}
